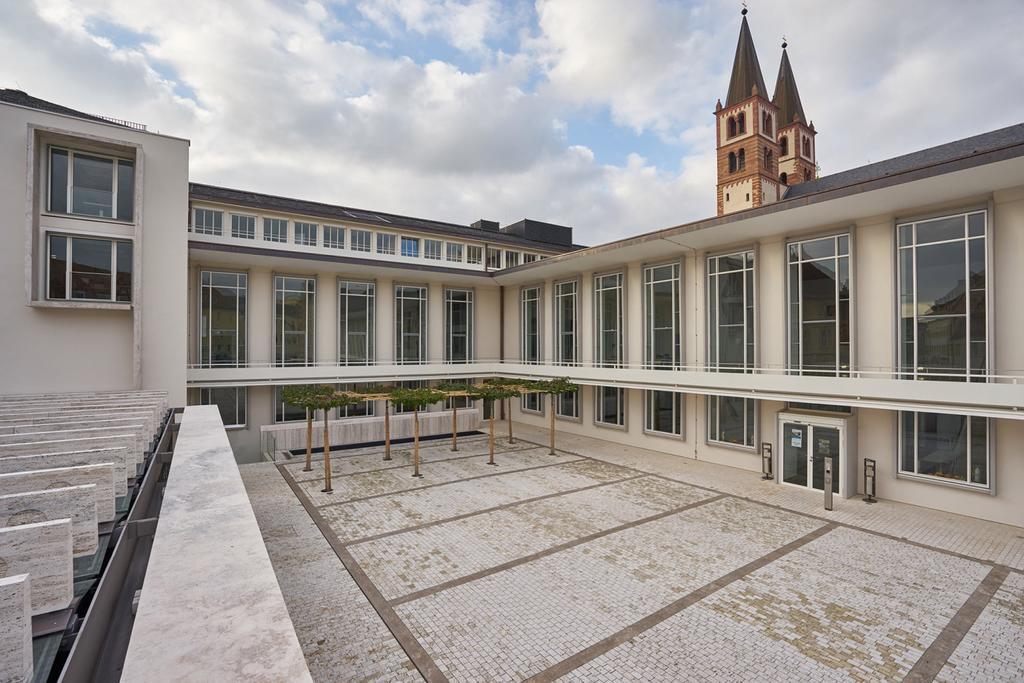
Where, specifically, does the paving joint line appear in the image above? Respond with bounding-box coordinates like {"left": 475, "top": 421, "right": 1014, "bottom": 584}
{"left": 346, "top": 472, "right": 647, "bottom": 546}
{"left": 388, "top": 493, "right": 728, "bottom": 607}
{"left": 903, "top": 564, "right": 1011, "bottom": 683}
{"left": 276, "top": 462, "right": 445, "bottom": 683}
{"left": 518, "top": 436, "right": 1018, "bottom": 571}
{"left": 314, "top": 454, "right": 585, "bottom": 508}
{"left": 523, "top": 521, "right": 839, "bottom": 682}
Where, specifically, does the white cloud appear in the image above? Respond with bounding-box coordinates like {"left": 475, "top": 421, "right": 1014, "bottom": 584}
{"left": 356, "top": 0, "right": 505, "bottom": 53}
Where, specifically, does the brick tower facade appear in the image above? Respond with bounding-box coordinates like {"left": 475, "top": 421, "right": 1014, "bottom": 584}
{"left": 773, "top": 41, "right": 817, "bottom": 188}
{"left": 716, "top": 9, "right": 781, "bottom": 216}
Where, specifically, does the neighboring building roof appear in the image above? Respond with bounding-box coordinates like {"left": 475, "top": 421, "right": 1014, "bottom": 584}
{"left": 0, "top": 88, "right": 144, "bottom": 130}
{"left": 188, "top": 183, "right": 584, "bottom": 252}
{"left": 784, "top": 122, "right": 1024, "bottom": 199}
{"left": 772, "top": 46, "right": 806, "bottom": 126}
{"left": 725, "top": 13, "right": 769, "bottom": 107}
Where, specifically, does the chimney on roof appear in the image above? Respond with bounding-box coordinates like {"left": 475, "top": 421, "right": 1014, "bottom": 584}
{"left": 500, "top": 219, "right": 573, "bottom": 247}
{"left": 471, "top": 219, "right": 499, "bottom": 232}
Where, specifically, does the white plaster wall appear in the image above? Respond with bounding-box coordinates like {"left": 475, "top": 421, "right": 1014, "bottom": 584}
{"left": 722, "top": 178, "right": 754, "bottom": 214}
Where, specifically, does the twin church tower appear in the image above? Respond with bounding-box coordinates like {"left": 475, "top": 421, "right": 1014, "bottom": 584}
{"left": 716, "top": 9, "right": 816, "bottom": 216}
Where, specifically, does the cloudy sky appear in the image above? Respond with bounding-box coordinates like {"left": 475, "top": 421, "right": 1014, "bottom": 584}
{"left": 4, "top": 0, "right": 1023, "bottom": 244}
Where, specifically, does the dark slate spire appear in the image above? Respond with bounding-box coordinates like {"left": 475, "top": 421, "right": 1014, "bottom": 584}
{"left": 725, "top": 10, "right": 768, "bottom": 107}
{"left": 772, "top": 43, "right": 806, "bottom": 125}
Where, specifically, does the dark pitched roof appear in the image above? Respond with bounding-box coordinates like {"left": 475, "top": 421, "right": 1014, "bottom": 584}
{"left": 0, "top": 88, "right": 137, "bottom": 129}
{"left": 188, "top": 183, "right": 584, "bottom": 252}
{"left": 725, "top": 14, "right": 768, "bottom": 107}
{"left": 772, "top": 47, "right": 806, "bottom": 126}
{"left": 784, "top": 122, "right": 1024, "bottom": 199}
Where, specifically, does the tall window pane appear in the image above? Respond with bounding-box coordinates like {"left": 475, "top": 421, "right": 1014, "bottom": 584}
{"left": 554, "top": 280, "right": 578, "bottom": 366}
{"left": 594, "top": 273, "right": 623, "bottom": 367}
{"left": 295, "top": 222, "right": 317, "bottom": 246}
{"left": 401, "top": 237, "right": 420, "bottom": 258}
{"left": 595, "top": 386, "right": 625, "bottom": 427}
{"left": 275, "top": 276, "right": 315, "bottom": 366}
{"left": 646, "top": 390, "right": 683, "bottom": 436}
{"left": 232, "top": 214, "right": 256, "bottom": 239}
{"left": 48, "top": 235, "right": 67, "bottom": 299}
{"left": 49, "top": 148, "right": 68, "bottom": 213}
{"left": 787, "top": 235, "right": 850, "bottom": 375}
{"left": 324, "top": 226, "right": 345, "bottom": 249}
{"left": 556, "top": 391, "right": 578, "bottom": 419}
{"left": 116, "top": 160, "right": 134, "bottom": 220}
{"left": 115, "top": 241, "right": 133, "bottom": 302}
{"left": 644, "top": 262, "right": 680, "bottom": 369}
{"left": 707, "top": 395, "right": 755, "bottom": 447}
{"left": 707, "top": 251, "right": 754, "bottom": 371}
{"left": 339, "top": 280, "right": 374, "bottom": 365}
{"left": 377, "top": 233, "right": 395, "bottom": 254}
{"left": 521, "top": 286, "right": 541, "bottom": 363}
{"left": 445, "top": 289, "right": 473, "bottom": 363}
{"left": 71, "top": 154, "right": 114, "bottom": 218}
{"left": 395, "top": 285, "right": 427, "bottom": 364}
{"left": 898, "top": 411, "right": 988, "bottom": 488}
{"left": 70, "top": 237, "right": 112, "bottom": 300}
{"left": 47, "top": 235, "right": 131, "bottom": 302}
{"left": 264, "top": 218, "right": 287, "bottom": 243}
{"left": 194, "top": 209, "right": 223, "bottom": 236}
{"left": 275, "top": 386, "right": 307, "bottom": 422}
{"left": 200, "top": 271, "right": 247, "bottom": 367}
{"left": 199, "top": 387, "right": 246, "bottom": 428}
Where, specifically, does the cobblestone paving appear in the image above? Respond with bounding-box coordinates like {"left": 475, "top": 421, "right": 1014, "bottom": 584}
{"left": 243, "top": 430, "right": 1024, "bottom": 682}
{"left": 937, "top": 570, "right": 1024, "bottom": 682}
{"left": 567, "top": 526, "right": 990, "bottom": 682}
{"left": 239, "top": 463, "right": 420, "bottom": 682}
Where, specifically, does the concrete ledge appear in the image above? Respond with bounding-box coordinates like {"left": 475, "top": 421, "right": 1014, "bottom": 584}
{"left": 121, "top": 405, "right": 311, "bottom": 682}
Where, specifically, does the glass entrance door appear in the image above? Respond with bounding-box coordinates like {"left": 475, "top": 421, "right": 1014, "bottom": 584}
{"left": 781, "top": 421, "right": 841, "bottom": 493}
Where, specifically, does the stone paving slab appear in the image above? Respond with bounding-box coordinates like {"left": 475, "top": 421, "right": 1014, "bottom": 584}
{"left": 325, "top": 458, "right": 633, "bottom": 543}
{"left": 293, "top": 447, "right": 580, "bottom": 507}
{"left": 936, "top": 570, "right": 1024, "bottom": 682}
{"left": 395, "top": 497, "right": 824, "bottom": 681}
{"left": 351, "top": 476, "right": 712, "bottom": 600}
{"left": 565, "top": 526, "right": 991, "bottom": 682}
{"left": 240, "top": 463, "right": 421, "bottom": 682}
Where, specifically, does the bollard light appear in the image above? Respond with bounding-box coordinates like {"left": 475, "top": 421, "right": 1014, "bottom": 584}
{"left": 760, "top": 442, "right": 773, "bottom": 480}
{"left": 823, "top": 455, "right": 834, "bottom": 511}
{"left": 863, "top": 458, "right": 877, "bottom": 504}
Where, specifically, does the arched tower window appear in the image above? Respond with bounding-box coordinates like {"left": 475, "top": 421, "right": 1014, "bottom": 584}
{"left": 737, "top": 148, "right": 746, "bottom": 170}
{"left": 764, "top": 147, "right": 773, "bottom": 167}
{"left": 737, "top": 112, "right": 746, "bottom": 134}
{"left": 780, "top": 172, "right": 788, "bottom": 185}
{"left": 803, "top": 137, "right": 811, "bottom": 157}
{"left": 803, "top": 168, "right": 812, "bottom": 181}
{"left": 779, "top": 135, "right": 788, "bottom": 156}
{"left": 728, "top": 151, "right": 737, "bottom": 173}
{"left": 763, "top": 112, "right": 772, "bottom": 134}
{"left": 727, "top": 117, "right": 737, "bottom": 138}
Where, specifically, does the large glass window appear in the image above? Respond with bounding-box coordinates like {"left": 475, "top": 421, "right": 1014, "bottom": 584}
{"left": 467, "top": 245, "right": 483, "bottom": 265}
{"left": 899, "top": 412, "right": 988, "bottom": 488}
{"left": 646, "top": 391, "right": 683, "bottom": 436}
{"left": 351, "top": 229, "right": 371, "bottom": 252}
{"left": 199, "top": 387, "right": 246, "bottom": 428}
{"left": 445, "top": 289, "right": 473, "bottom": 363}
{"left": 708, "top": 395, "right": 755, "bottom": 448}
{"left": 338, "top": 384, "right": 375, "bottom": 418}
{"left": 338, "top": 280, "right": 374, "bottom": 365}
{"left": 275, "top": 386, "right": 307, "bottom": 423}
{"left": 377, "top": 233, "right": 395, "bottom": 255}
{"left": 199, "top": 271, "right": 246, "bottom": 367}
{"left": 324, "top": 226, "right": 345, "bottom": 249}
{"left": 193, "top": 208, "right": 223, "bottom": 236}
{"left": 556, "top": 391, "right": 579, "bottom": 419}
{"left": 47, "top": 234, "right": 132, "bottom": 302}
{"left": 263, "top": 217, "right": 287, "bottom": 243}
{"left": 521, "top": 286, "right": 541, "bottom": 363}
{"left": 48, "top": 147, "right": 134, "bottom": 221}
{"left": 595, "top": 386, "right": 625, "bottom": 427}
{"left": 644, "top": 262, "right": 681, "bottom": 369}
{"left": 898, "top": 210, "right": 987, "bottom": 381}
{"left": 446, "top": 242, "right": 463, "bottom": 262}
{"left": 707, "top": 250, "right": 754, "bottom": 371}
{"left": 424, "top": 239, "right": 442, "bottom": 260}
{"left": 294, "top": 222, "right": 317, "bottom": 246}
{"left": 505, "top": 251, "right": 520, "bottom": 268}
{"left": 521, "top": 392, "right": 542, "bottom": 413}
{"left": 486, "top": 248, "right": 502, "bottom": 269}
{"left": 231, "top": 214, "right": 256, "bottom": 239}
{"left": 788, "top": 234, "right": 850, "bottom": 375}
{"left": 554, "top": 280, "right": 578, "bottom": 366}
{"left": 594, "top": 273, "right": 623, "bottom": 367}
{"left": 401, "top": 237, "right": 420, "bottom": 258}
{"left": 274, "top": 276, "right": 316, "bottom": 366}
{"left": 395, "top": 285, "right": 427, "bottom": 364}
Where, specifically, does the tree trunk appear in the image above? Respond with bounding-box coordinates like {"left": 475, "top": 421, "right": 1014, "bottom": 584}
{"left": 451, "top": 403, "right": 458, "bottom": 451}
{"left": 303, "top": 407, "right": 313, "bottom": 471}
{"left": 383, "top": 400, "right": 392, "bottom": 461}
{"left": 506, "top": 398, "right": 514, "bottom": 444}
{"left": 412, "top": 408, "right": 422, "bottom": 477}
{"left": 488, "top": 412, "right": 496, "bottom": 465}
{"left": 549, "top": 398, "right": 556, "bottom": 455}
{"left": 321, "top": 409, "right": 333, "bottom": 493}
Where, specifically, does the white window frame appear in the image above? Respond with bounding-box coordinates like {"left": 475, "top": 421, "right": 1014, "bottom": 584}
{"left": 46, "top": 232, "right": 133, "bottom": 303}
{"left": 486, "top": 247, "right": 502, "bottom": 269}
{"left": 707, "top": 250, "right": 756, "bottom": 372}
{"left": 198, "top": 270, "right": 247, "bottom": 368}
{"left": 231, "top": 214, "right": 256, "bottom": 239}
{"left": 193, "top": 208, "right": 223, "bottom": 236}
{"left": 377, "top": 232, "right": 396, "bottom": 255}
{"left": 555, "top": 390, "right": 580, "bottom": 421}
{"left": 395, "top": 284, "right": 428, "bottom": 364}
{"left": 274, "top": 275, "right": 316, "bottom": 367}
{"left": 520, "top": 285, "right": 542, "bottom": 364}
{"left": 263, "top": 217, "right": 287, "bottom": 243}
{"left": 643, "top": 261, "right": 681, "bottom": 370}
{"left": 787, "top": 233, "right": 852, "bottom": 376}
{"left": 324, "top": 225, "right": 345, "bottom": 249}
{"left": 466, "top": 245, "right": 483, "bottom": 265}
{"left": 521, "top": 392, "right": 543, "bottom": 414}
{"left": 338, "top": 280, "right": 375, "bottom": 366}
{"left": 47, "top": 145, "right": 135, "bottom": 222}
{"left": 594, "top": 385, "right": 626, "bottom": 429}
{"left": 350, "top": 229, "right": 371, "bottom": 252}
{"left": 554, "top": 279, "right": 579, "bottom": 366}
{"left": 444, "top": 288, "right": 474, "bottom": 364}
{"left": 424, "top": 239, "right": 442, "bottom": 260}
{"left": 707, "top": 395, "right": 756, "bottom": 449}
{"left": 644, "top": 390, "right": 684, "bottom": 438}
{"left": 446, "top": 242, "right": 464, "bottom": 262}
{"left": 898, "top": 411, "right": 991, "bottom": 491}
{"left": 294, "top": 221, "right": 318, "bottom": 247}
{"left": 594, "top": 272, "right": 624, "bottom": 368}
{"left": 199, "top": 387, "right": 247, "bottom": 429}
{"left": 401, "top": 236, "right": 420, "bottom": 258}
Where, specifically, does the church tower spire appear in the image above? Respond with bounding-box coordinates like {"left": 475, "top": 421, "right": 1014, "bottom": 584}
{"left": 772, "top": 41, "right": 817, "bottom": 187}
{"left": 715, "top": 8, "right": 781, "bottom": 216}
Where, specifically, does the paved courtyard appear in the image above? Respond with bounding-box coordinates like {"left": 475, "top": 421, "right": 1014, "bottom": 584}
{"left": 240, "top": 429, "right": 1024, "bottom": 682}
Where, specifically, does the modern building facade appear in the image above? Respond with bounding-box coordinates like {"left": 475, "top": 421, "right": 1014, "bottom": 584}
{"left": 2, "top": 11, "right": 1023, "bottom": 528}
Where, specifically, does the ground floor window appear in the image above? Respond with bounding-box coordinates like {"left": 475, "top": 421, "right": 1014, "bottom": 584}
{"left": 645, "top": 390, "right": 683, "bottom": 436}
{"left": 521, "top": 392, "right": 542, "bottom": 414}
{"left": 337, "top": 384, "right": 375, "bottom": 419}
{"left": 556, "top": 391, "right": 578, "bottom": 419}
{"left": 445, "top": 394, "right": 473, "bottom": 410}
{"left": 274, "top": 386, "right": 306, "bottom": 423}
{"left": 707, "top": 395, "right": 755, "bottom": 447}
{"left": 200, "top": 387, "right": 246, "bottom": 428}
{"left": 595, "top": 386, "right": 625, "bottom": 427}
{"left": 899, "top": 412, "right": 989, "bottom": 488}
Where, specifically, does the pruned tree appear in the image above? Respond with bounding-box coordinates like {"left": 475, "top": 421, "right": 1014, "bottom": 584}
{"left": 485, "top": 377, "right": 523, "bottom": 444}
{"left": 527, "top": 377, "right": 578, "bottom": 455}
{"left": 389, "top": 387, "right": 445, "bottom": 477}
{"left": 282, "top": 384, "right": 332, "bottom": 472}
{"left": 468, "top": 382, "right": 520, "bottom": 465}
{"left": 305, "top": 387, "right": 361, "bottom": 494}
{"left": 435, "top": 381, "right": 471, "bottom": 451}
{"left": 355, "top": 384, "right": 394, "bottom": 461}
